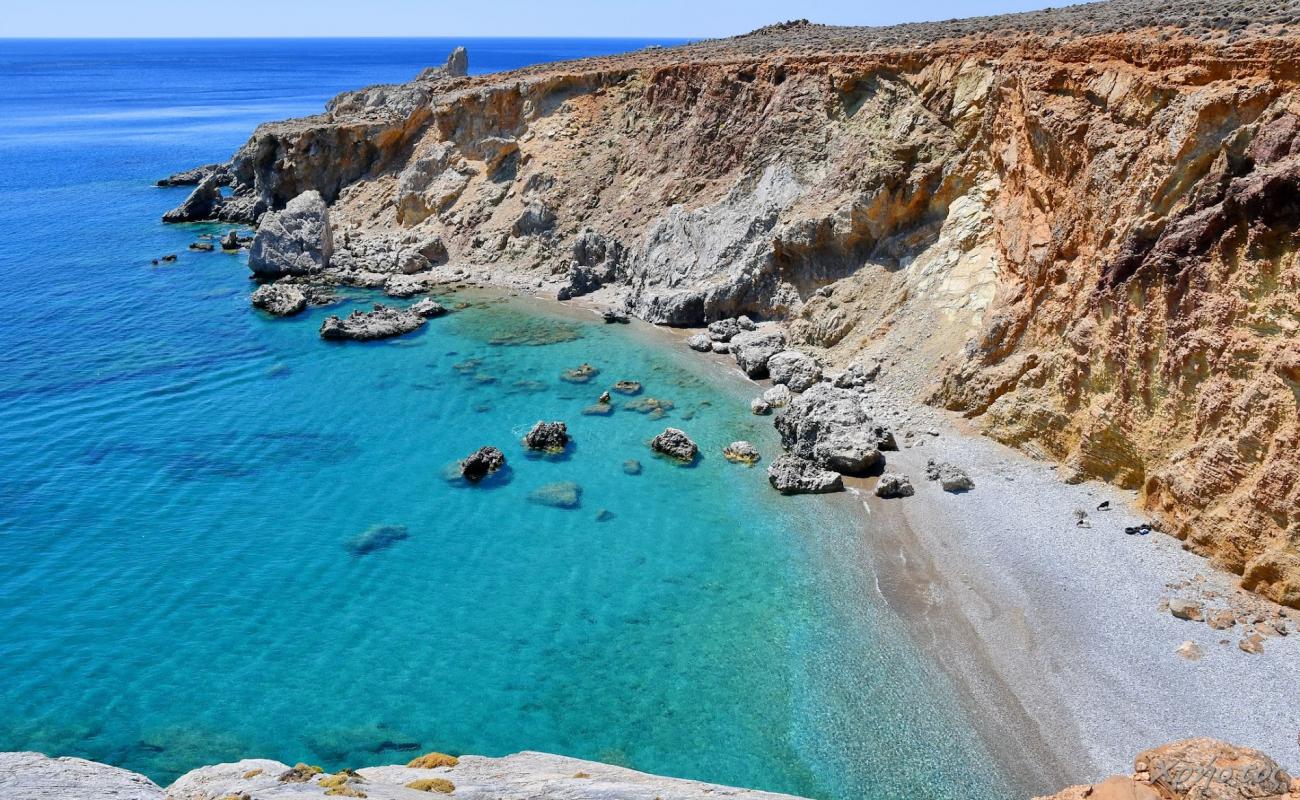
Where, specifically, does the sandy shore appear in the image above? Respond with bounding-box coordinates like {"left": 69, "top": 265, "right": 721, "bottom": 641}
{"left": 844, "top": 385, "right": 1300, "bottom": 795}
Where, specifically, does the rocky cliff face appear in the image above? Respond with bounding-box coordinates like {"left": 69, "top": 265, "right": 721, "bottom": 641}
{"left": 166, "top": 0, "right": 1300, "bottom": 607}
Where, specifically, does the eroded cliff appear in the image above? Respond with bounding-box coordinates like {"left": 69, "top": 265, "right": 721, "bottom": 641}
{"left": 167, "top": 0, "right": 1300, "bottom": 606}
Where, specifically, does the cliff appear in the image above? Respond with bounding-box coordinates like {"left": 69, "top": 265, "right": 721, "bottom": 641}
{"left": 164, "top": 0, "right": 1300, "bottom": 607}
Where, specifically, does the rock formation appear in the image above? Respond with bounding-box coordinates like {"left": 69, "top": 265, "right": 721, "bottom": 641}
{"left": 775, "top": 384, "right": 894, "bottom": 475}
{"left": 650, "top": 427, "right": 699, "bottom": 462}
{"left": 248, "top": 190, "right": 333, "bottom": 277}
{"left": 250, "top": 283, "right": 307, "bottom": 316}
{"left": 160, "top": 7, "right": 1300, "bottom": 605}
{"left": 767, "top": 454, "right": 844, "bottom": 494}
{"left": 0, "top": 750, "right": 805, "bottom": 800}
{"left": 319, "top": 305, "right": 426, "bottom": 341}
{"left": 522, "top": 420, "right": 569, "bottom": 452}
{"left": 460, "top": 446, "right": 506, "bottom": 482}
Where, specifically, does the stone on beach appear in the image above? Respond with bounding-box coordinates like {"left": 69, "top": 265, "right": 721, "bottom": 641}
{"left": 523, "top": 420, "right": 570, "bottom": 452}
{"left": 1168, "top": 599, "right": 1204, "bottom": 622}
{"left": 707, "top": 318, "right": 740, "bottom": 342}
{"left": 650, "top": 428, "right": 698, "bottom": 463}
{"left": 730, "top": 328, "right": 786, "bottom": 378}
{"left": 248, "top": 190, "right": 334, "bottom": 277}
{"left": 767, "top": 454, "right": 843, "bottom": 495}
{"left": 460, "top": 446, "right": 506, "bottom": 482}
{"left": 250, "top": 283, "right": 307, "bottom": 316}
{"left": 874, "top": 473, "right": 915, "bottom": 498}
{"left": 925, "top": 459, "right": 974, "bottom": 492}
{"left": 767, "top": 350, "right": 822, "bottom": 392}
{"left": 687, "top": 332, "right": 712, "bottom": 352}
{"left": 762, "top": 384, "right": 792, "bottom": 408}
{"left": 775, "top": 383, "right": 893, "bottom": 475}
{"left": 320, "top": 304, "right": 426, "bottom": 341}
{"left": 750, "top": 397, "right": 772, "bottom": 415}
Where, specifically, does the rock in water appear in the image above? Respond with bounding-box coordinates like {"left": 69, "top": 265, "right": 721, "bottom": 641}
{"left": 611, "top": 380, "right": 642, "bottom": 395}
{"left": 561, "top": 363, "right": 599, "bottom": 383}
{"left": 528, "top": 481, "right": 582, "bottom": 509}
{"left": 220, "top": 230, "right": 242, "bottom": 251}
{"left": 730, "top": 328, "right": 786, "bottom": 378}
{"left": 875, "top": 473, "right": 915, "bottom": 498}
{"left": 161, "top": 173, "right": 223, "bottom": 222}
{"left": 723, "top": 441, "right": 760, "bottom": 464}
{"left": 762, "top": 384, "right": 792, "bottom": 408}
{"left": 767, "top": 455, "right": 844, "bottom": 495}
{"left": 687, "top": 332, "right": 712, "bottom": 352}
{"left": 523, "top": 421, "right": 569, "bottom": 452}
{"left": 924, "top": 459, "right": 975, "bottom": 492}
{"left": 775, "top": 383, "right": 894, "bottom": 474}
{"left": 460, "top": 446, "right": 505, "bottom": 482}
{"left": 767, "top": 350, "right": 822, "bottom": 392}
{"left": 750, "top": 397, "right": 772, "bottom": 415}
{"left": 650, "top": 428, "right": 698, "bottom": 462}
{"left": 248, "top": 190, "right": 333, "bottom": 277}
{"left": 345, "top": 524, "right": 410, "bottom": 556}
{"left": 410, "top": 298, "right": 448, "bottom": 318}
{"left": 320, "top": 305, "right": 426, "bottom": 341}
{"left": 622, "top": 459, "right": 642, "bottom": 475}
{"left": 250, "top": 283, "right": 307, "bottom": 317}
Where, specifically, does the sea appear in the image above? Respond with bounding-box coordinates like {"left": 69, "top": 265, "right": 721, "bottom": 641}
{"left": 0, "top": 38, "right": 1012, "bottom": 799}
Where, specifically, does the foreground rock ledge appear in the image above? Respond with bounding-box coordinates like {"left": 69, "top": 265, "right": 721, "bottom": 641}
{"left": 0, "top": 750, "right": 807, "bottom": 800}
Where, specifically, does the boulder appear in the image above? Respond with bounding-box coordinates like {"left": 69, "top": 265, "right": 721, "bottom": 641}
{"left": 833, "top": 359, "right": 881, "bottom": 388}
{"left": 710, "top": 341, "right": 731, "bottom": 354}
{"left": 925, "top": 459, "right": 974, "bottom": 492}
{"left": 161, "top": 173, "right": 223, "bottom": 222}
{"left": 250, "top": 283, "right": 307, "bottom": 317}
{"left": 707, "top": 318, "right": 741, "bottom": 342}
{"left": 737, "top": 315, "right": 756, "bottom": 331}
{"left": 875, "top": 473, "right": 915, "bottom": 498}
{"left": 220, "top": 230, "right": 242, "bottom": 251}
{"left": 410, "top": 298, "right": 447, "bottom": 318}
{"left": 1168, "top": 599, "right": 1204, "bottom": 622}
{"left": 444, "top": 46, "right": 469, "bottom": 77}
{"left": 767, "top": 350, "right": 822, "bottom": 392}
{"left": 775, "top": 384, "right": 894, "bottom": 474}
{"left": 0, "top": 752, "right": 163, "bottom": 800}
{"left": 687, "top": 333, "right": 713, "bottom": 352}
{"left": 723, "top": 441, "right": 761, "bottom": 464}
{"left": 155, "top": 162, "right": 226, "bottom": 187}
{"left": 1134, "top": 738, "right": 1292, "bottom": 798}
{"left": 460, "top": 446, "right": 505, "bottom": 482}
{"left": 602, "top": 307, "right": 630, "bottom": 324}
{"left": 528, "top": 481, "right": 582, "bottom": 509}
{"left": 750, "top": 397, "right": 772, "bottom": 415}
{"left": 561, "top": 363, "right": 599, "bottom": 383}
{"left": 247, "top": 190, "right": 333, "bottom": 277}
{"left": 767, "top": 455, "right": 844, "bottom": 495}
{"left": 320, "top": 304, "right": 426, "bottom": 341}
{"left": 762, "top": 384, "right": 793, "bottom": 408}
{"left": 650, "top": 428, "right": 698, "bottom": 463}
{"left": 523, "top": 421, "right": 569, "bottom": 453}
{"left": 730, "top": 328, "right": 786, "bottom": 378}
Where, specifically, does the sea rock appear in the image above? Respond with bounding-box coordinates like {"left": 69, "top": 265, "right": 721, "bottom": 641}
{"left": 925, "top": 459, "right": 974, "bottom": 492}
{"left": 219, "top": 230, "right": 245, "bottom": 251}
{"left": 762, "top": 384, "right": 793, "bottom": 408}
{"left": 710, "top": 341, "right": 730, "bottom": 354}
{"left": 188, "top": 241, "right": 214, "bottom": 252}
{"left": 320, "top": 304, "right": 425, "bottom": 341}
{"left": 730, "top": 328, "right": 786, "bottom": 378}
{"left": 602, "top": 307, "right": 630, "bottom": 324}
{"left": 155, "top": 162, "right": 226, "bottom": 187}
{"left": 767, "top": 350, "right": 822, "bottom": 392}
{"left": 875, "top": 473, "right": 915, "bottom": 498}
{"left": 776, "top": 384, "right": 893, "bottom": 474}
{"left": 410, "top": 298, "right": 448, "bottom": 318}
{"left": 750, "top": 397, "right": 772, "bottom": 415}
{"left": 523, "top": 421, "right": 569, "bottom": 452}
{"left": 460, "top": 446, "right": 505, "bottom": 482}
{"left": 767, "top": 455, "right": 844, "bottom": 495}
{"left": 344, "top": 524, "right": 410, "bottom": 556}
{"left": 161, "top": 173, "right": 223, "bottom": 222}
{"left": 250, "top": 283, "right": 307, "bottom": 316}
{"left": 650, "top": 428, "right": 698, "bottom": 463}
{"left": 528, "top": 481, "right": 582, "bottom": 509}
{"left": 622, "top": 459, "right": 642, "bottom": 475}
{"left": 707, "top": 318, "right": 741, "bottom": 342}
{"left": 248, "top": 190, "right": 334, "bottom": 277}
{"left": 561, "top": 363, "right": 599, "bottom": 383}
{"left": 0, "top": 752, "right": 163, "bottom": 800}
{"left": 723, "top": 441, "right": 761, "bottom": 464}
{"left": 687, "top": 332, "right": 713, "bottom": 352}
{"left": 612, "top": 380, "right": 642, "bottom": 395}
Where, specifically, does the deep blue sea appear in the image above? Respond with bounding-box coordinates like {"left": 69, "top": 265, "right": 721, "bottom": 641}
{"left": 0, "top": 39, "right": 1012, "bottom": 799}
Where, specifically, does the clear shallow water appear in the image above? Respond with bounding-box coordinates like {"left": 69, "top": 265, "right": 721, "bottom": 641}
{"left": 0, "top": 39, "right": 1012, "bottom": 799}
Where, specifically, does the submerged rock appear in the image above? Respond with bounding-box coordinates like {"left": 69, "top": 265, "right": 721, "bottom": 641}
{"left": 523, "top": 421, "right": 569, "bottom": 452}
{"left": 767, "top": 455, "right": 843, "bottom": 495}
{"left": 730, "top": 328, "right": 786, "bottom": 378}
{"left": 561, "top": 363, "right": 599, "bottom": 383}
{"left": 320, "top": 304, "right": 425, "bottom": 341}
{"left": 611, "top": 380, "right": 642, "bottom": 395}
{"left": 622, "top": 459, "right": 643, "bottom": 475}
{"left": 250, "top": 283, "right": 307, "bottom": 317}
{"left": 528, "top": 481, "right": 582, "bottom": 509}
{"left": 650, "top": 427, "right": 698, "bottom": 463}
{"left": 248, "top": 190, "right": 334, "bottom": 277}
{"left": 874, "top": 473, "right": 915, "bottom": 499}
{"left": 344, "top": 524, "right": 410, "bottom": 556}
{"left": 925, "top": 459, "right": 974, "bottom": 492}
{"left": 460, "top": 446, "right": 506, "bottom": 482}
{"left": 723, "top": 441, "right": 761, "bottom": 464}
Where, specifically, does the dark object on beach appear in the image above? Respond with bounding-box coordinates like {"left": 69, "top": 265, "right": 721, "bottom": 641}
{"left": 925, "top": 459, "right": 974, "bottom": 492}
{"left": 1097, "top": 500, "right": 1111, "bottom": 510}
{"left": 523, "top": 420, "right": 569, "bottom": 452}
{"left": 1125, "top": 524, "right": 1154, "bottom": 536}
{"left": 650, "top": 427, "right": 698, "bottom": 463}
{"left": 345, "top": 524, "right": 410, "bottom": 556}
{"left": 461, "top": 446, "right": 506, "bottom": 482}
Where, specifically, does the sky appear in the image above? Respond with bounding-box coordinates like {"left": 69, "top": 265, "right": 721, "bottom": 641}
{"left": 0, "top": 0, "right": 1077, "bottom": 39}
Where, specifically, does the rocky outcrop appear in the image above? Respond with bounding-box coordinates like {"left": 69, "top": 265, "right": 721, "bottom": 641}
{"left": 775, "top": 384, "right": 894, "bottom": 475}
{"left": 767, "top": 349, "right": 822, "bottom": 392}
{"left": 522, "top": 420, "right": 569, "bottom": 452}
{"left": 1035, "top": 739, "right": 1299, "bottom": 800}
{"left": 730, "top": 328, "right": 786, "bottom": 379}
{"left": 248, "top": 190, "right": 333, "bottom": 277}
{"left": 723, "top": 440, "right": 761, "bottom": 464}
{"left": 0, "top": 750, "right": 805, "bottom": 800}
{"left": 767, "top": 454, "right": 844, "bottom": 495}
{"left": 650, "top": 427, "right": 698, "bottom": 462}
{"left": 460, "top": 446, "right": 505, "bottom": 482}
{"left": 161, "top": 7, "right": 1300, "bottom": 604}
{"left": 156, "top": 163, "right": 227, "bottom": 187}
{"left": 319, "top": 305, "right": 425, "bottom": 341}
{"left": 250, "top": 283, "right": 307, "bottom": 316}
{"left": 161, "top": 174, "right": 223, "bottom": 223}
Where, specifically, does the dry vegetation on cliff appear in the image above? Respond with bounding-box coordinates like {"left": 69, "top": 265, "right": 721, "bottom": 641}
{"left": 168, "top": 0, "right": 1300, "bottom": 608}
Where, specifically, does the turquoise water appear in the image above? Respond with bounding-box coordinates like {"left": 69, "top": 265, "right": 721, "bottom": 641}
{"left": 0, "top": 39, "right": 1012, "bottom": 798}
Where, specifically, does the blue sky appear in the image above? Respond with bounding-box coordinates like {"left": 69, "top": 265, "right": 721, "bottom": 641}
{"left": 2, "top": 0, "right": 1076, "bottom": 38}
